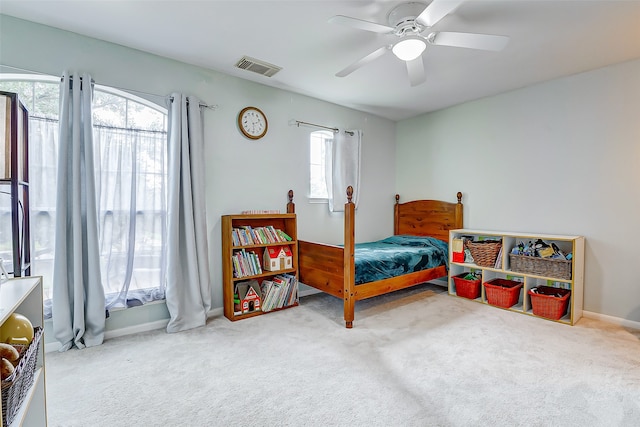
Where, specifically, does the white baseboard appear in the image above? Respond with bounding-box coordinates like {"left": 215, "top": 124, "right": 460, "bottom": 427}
{"left": 429, "top": 278, "right": 448, "bottom": 287}
{"left": 45, "top": 342, "right": 61, "bottom": 353}
{"left": 44, "top": 308, "right": 227, "bottom": 353}
{"left": 207, "top": 307, "right": 224, "bottom": 318}
{"left": 104, "top": 318, "right": 169, "bottom": 340}
{"left": 44, "top": 318, "right": 170, "bottom": 353}
{"left": 299, "top": 288, "right": 322, "bottom": 298}
{"left": 582, "top": 310, "right": 640, "bottom": 330}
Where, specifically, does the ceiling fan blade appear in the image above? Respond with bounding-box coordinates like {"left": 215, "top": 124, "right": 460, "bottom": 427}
{"left": 406, "top": 57, "right": 426, "bottom": 87}
{"left": 416, "top": 0, "right": 465, "bottom": 27}
{"left": 428, "top": 32, "right": 509, "bottom": 51}
{"left": 336, "top": 46, "right": 389, "bottom": 77}
{"left": 329, "top": 15, "right": 394, "bottom": 34}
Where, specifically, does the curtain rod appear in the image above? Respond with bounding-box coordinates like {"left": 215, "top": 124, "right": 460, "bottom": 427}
{"left": 168, "top": 96, "right": 217, "bottom": 111}
{"left": 2, "top": 64, "right": 217, "bottom": 110}
{"left": 290, "top": 120, "right": 354, "bottom": 136}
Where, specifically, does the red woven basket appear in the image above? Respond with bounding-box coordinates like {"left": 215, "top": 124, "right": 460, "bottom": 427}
{"left": 484, "top": 278, "right": 522, "bottom": 308}
{"left": 528, "top": 286, "right": 571, "bottom": 320}
{"left": 452, "top": 273, "right": 481, "bottom": 299}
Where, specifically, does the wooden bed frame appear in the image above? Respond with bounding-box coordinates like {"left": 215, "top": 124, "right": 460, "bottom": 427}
{"left": 286, "top": 186, "right": 463, "bottom": 328}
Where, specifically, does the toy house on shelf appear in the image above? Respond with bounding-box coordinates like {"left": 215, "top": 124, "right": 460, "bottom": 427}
{"left": 263, "top": 246, "right": 293, "bottom": 271}
{"left": 236, "top": 280, "right": 262, "bottom": 314}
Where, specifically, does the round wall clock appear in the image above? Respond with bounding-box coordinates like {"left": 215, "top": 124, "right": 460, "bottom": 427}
{"left": 237, "top": 106, "right": 268, "bottom": 140}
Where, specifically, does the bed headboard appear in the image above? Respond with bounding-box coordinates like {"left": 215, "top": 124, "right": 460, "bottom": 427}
{"left": 394, "top": 192, "right": 463, "bottom": 242}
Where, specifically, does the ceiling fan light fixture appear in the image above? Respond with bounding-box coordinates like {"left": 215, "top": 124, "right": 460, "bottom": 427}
{"left": 392, "top": 38, "right": 426, "bottom": 61}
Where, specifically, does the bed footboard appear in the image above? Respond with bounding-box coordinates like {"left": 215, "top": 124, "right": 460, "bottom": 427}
{"left": 298, "top": 241, "right": 345, "bottom": 299}
{"left": 288, "top": 187, "right": 356, "bottom": 328}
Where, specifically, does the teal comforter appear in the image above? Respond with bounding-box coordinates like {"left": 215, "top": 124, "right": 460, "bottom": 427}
{"left": 354, "top": 235, "right": 448, "bottom": 285}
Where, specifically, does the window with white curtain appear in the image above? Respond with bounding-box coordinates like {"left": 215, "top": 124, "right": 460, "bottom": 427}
{"left": 0, "top": 75, "right": 168, "bottom": 317}
{"left": 309, "top": 130, "right": 332, "bottom": 200}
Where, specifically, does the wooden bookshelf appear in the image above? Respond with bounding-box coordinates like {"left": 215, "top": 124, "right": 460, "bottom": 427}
{"left": 221, "top": 213, "right": 299, "bottom": 321}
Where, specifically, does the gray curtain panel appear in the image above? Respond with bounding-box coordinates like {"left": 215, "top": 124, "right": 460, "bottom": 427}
{"left": 52, "top": 71, "right": 105, "bottom": 351}
{"left": 165, "top": 93, "right": 211, "bottom": 333}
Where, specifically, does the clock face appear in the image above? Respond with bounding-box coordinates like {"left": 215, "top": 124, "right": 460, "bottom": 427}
{"left": 238, "top": 107, "right": 268, "bottom": 140}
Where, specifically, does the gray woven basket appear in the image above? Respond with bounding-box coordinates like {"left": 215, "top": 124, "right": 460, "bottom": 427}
{"left": 509, "top": 254, "right": 572, "bottom": 280}
{"left": 1, "top": 326, "right": 42, "bottom": 427}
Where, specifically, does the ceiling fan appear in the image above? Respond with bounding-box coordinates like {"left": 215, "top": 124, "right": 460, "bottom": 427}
{"left": 330, "top": 0, "right": 509, "bottom": 86}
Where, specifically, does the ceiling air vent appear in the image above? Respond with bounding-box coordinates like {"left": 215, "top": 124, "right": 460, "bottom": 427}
{"left": 235, "top": 56, "right": 282, "bottom": 77}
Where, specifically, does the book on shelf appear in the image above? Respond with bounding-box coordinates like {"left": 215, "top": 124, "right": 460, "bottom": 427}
{"left": 262, "top": 280, "right": 279, "bottom": 312}
{"left": 242, "top": 227, "right": 255, "bottom": 245}
{"left": 260, "top": 280, "right": 273, "bottom": 307}
{"left": 276, "top": 229, "right": 292, "bottom": 242}
{"left": 261, "top": 280, "right": 276, "bottom": 312}
{"left": 254, "top": 228, "right": 266, "bottom": 244}
{"left": 268, "top": 279, "right": 286, "bottom": 312}
{"left": 231, "top": 225, "right": 290, "bottom": 246}
{"left": 241, "top": 209, "right": 281, "bottom": 214}
{"left": 546, "top": 280, "right": 571, "bottom": 290}
{"left": 265, "top": 226, "right": 277, "bottom": 243}
{"left": 280, "top": 273, "right": 298, "bottom": 307}
{"left": 260, "top": 274, "right": 298, "bottom": 312}
{"left": 494, "top": 246, "right": 503, "bottom": 269}
{"left": 232, "top": 249, "right": 262, "bottom": 278}
{"left": 272, "top": 276, "right": 288, "bottom": 309}
{"left": 243, "top": 226, "right": 255, "bottom": 244}
{"left": 249, "top": 251, "right": 262, "bottom": 275}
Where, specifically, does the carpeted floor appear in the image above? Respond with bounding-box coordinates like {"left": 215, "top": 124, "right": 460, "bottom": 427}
{"left": 45, "top": 283, "right": 640, "bottom": 426}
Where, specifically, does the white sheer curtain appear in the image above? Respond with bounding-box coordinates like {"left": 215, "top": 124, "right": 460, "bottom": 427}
{"left": 52, "top": 72, "right": 105, "bottom": 351}
{"left": 326, "top": 129, "right": 362, "bottom": 212}
{"left": 165, "top": 93, "right": 211, "bottom": 333}
{"left": 29, "top": 116, "right": 58, "bottom": 300}
{"left": 94, "top": 125, "right": 167, "bottom": 309}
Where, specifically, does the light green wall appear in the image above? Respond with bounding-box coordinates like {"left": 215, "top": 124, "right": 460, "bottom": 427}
{"left": 396, "top": 58, "right": 640, "bottom": 323}
{"left": 0, "top": 15, "right": 397, "bottom": 341}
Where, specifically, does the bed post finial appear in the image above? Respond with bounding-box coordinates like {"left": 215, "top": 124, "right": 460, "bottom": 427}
{"left": 287, "top": 189, "right": 295, "bottom": 213}
{"left": 346, "top": 186, "right": 353, "bottom": 203}
{"left": 395, "top": 194, "right": 400, "bottom": 204}
{"left": 456, "top": 192, "right": 462, "bottom": 204}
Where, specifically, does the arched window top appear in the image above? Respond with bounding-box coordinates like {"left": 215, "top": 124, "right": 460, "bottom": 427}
{"left": 0, "top": 73, "right": 167, "bottom": 131}
{"left": 93, "top": 85, "right": 166, "bottom": 132}
{"left": 0, "top": 74, "right": 60, "bottom": 120}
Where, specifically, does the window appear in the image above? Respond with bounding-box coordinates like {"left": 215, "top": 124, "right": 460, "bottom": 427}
{"left": 0, "top": 76, "right": 60, "bottom": 305}
{"left": 309, "top": 130, "right": 332, "bottom": 200}
{"left": 0, "top": 75, "right": 168, "bottom": 314}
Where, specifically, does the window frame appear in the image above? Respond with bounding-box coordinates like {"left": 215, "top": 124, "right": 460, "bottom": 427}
{"left": 308, "top": 129, "right": 333, "bottom": 203}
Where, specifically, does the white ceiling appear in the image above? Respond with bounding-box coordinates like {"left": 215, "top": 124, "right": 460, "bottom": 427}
{"left": 2, "top": 0, "right": 640, "bottom": 121}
